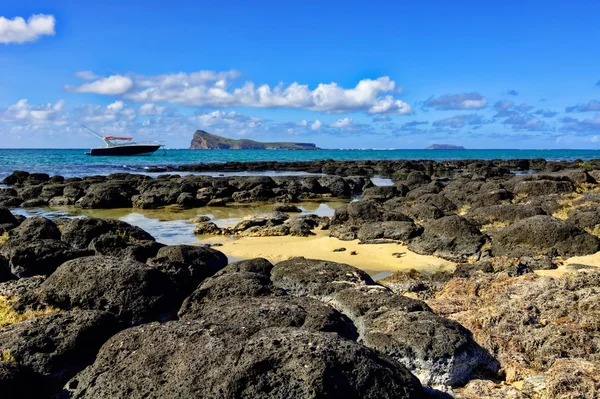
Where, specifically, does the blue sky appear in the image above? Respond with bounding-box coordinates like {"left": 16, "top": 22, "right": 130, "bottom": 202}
{"left": 1, "top": 0, "right": 600, "bottom": 149}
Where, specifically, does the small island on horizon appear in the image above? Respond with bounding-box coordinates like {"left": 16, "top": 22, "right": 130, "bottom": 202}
{"left": 425, "top": 144, "right": 466, "bottom": 150}
{"left": 190, "top": 130, "right": 319, "bottom": 150}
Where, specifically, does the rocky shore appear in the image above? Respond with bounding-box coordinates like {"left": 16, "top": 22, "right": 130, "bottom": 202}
{"left": 1, "top": 158, "right": 600, "bottom": 398}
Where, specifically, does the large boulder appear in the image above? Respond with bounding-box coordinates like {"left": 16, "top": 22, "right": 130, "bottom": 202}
{"left": 567, "top": 205, "right": 600, "bottom": 229}
{"left": 9, "top": 217, "right": 60, "bottom": 241}
{"left": 414, "top": 193, "right": 457, "bottom": 212}
{"left": 0, "top": 239, "right": 93, "bottom": 278}
{"left": 468, "top": 204, "right": 546, "bottom": 224}
{"left": 34, "top": 256, "right": 178, "bottom": 325}
{"left": 331, "top": 200, "right": 383, "bottom": 225}
{"left": 0, "top": 310, "right": 121, "bottom": 392}
{"left": 408, "top": 215, "right": 486, "bottom": 261}
{"left": 147, "top": 244, "right": 228, "bottom": 295}
{"left": 405, "top": 171, "right": 431, "bottom": 189}
{"left": 328, "top": 284, "right": 431, "bottom": 318}
{"left": 360, "top": 309, "right": 499, "bottom": 387}
{"left": 362, "top": 186, "right": 398, "bottom": 202}
{"left": 88, "top": 233, "right": 163, "bottom": 263}
{"left": 491, "top": 215, "right": 600, "bottom": 257}
{"left": 231, "top": 211, "right": 289, "bottom": 233}
{"left": 318, "top": 176, "right": 351, "bottom": 197}
{"left": 75, "top": 181, "right": 137, "bottom": 208}
{"left": 178, "top": 271, "right": 282, "bottom": 316}
{"left": 271, "top": 257, "right": 376, "bottom": 300}
{"left": 179, "top": 295, "right": 358, "bottom": 339}
{"left": 357, "top": 221, "right": 423, "bottom": 242}
{"left": 214, "top": 257, "right": 274, "bottom": 276}
{"left": 60, "top": 218, "right": 154, "bottom": 249}
{"left": 327, "top": 285, "right": 497, "bottom": 387}
{"left": 64, "top": 322, "right": 424, "bottom": 398}
{"left": 512, "top": 178, "right": 574, "bottom": 196}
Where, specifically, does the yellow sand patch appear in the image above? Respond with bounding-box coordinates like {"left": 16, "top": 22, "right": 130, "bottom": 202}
{"left": 199, "top": 229, "right": 455, "bottom": 274}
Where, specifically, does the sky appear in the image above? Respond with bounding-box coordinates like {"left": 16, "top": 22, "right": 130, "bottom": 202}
{"left": 1, "top": 0, "right": 600, "bottom": 149}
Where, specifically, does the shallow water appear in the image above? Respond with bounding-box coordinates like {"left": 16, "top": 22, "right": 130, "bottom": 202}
{"left": 13, "top": 201, "right": 346, "bottom": 246}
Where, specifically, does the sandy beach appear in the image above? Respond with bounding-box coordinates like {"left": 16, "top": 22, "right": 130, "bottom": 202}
{"left": 199, "top": 229, "right": 456, "bottom": 274}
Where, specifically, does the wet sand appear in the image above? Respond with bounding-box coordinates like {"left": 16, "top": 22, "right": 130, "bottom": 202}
{"left": 199, "top": 229, "right": 456, "bottom": 274}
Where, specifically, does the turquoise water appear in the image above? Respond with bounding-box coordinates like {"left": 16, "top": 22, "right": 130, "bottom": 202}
{"left": 1, "top": 148, "right": 599, "bottom": 179}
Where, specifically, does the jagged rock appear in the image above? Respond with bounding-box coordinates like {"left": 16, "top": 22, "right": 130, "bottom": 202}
{"left": 0, "top": 276, "right": 46, "bottom": 298}
{"left": 147, "top": 244, "right": 227, "bottom": 296}
{"left": 179, "top": 295, "right": 358, "bottom": 339}
{"left": 467, "top": 204, "right": 546, "bottom": 224}
{"left": 491, "top": 215, "right": 600, "bottom": 257}
{"left": 193, "top": 221, "right": 221, "bottom": 235}
{"left": 0, "top": 239, "right": 93, "bottom": 278}
{"left": 362, "top": 186, "right": 398, "bottom": 202}
{"left": 360, "top": 309, "right": 499, "bottom": 387}
{"left": 271, "top": 257, "right": 376, "bottom": 299}
{"left": 9, "top": 217, "right": 60, "bottom": 241}
{"left": 88, "top": 233, "right": 163, "bottom": 262}
{"left": 357, "top": 221, "right": 423, "bottom": 242}
{"left": 331, "top": 200, "right": 383, "bottom": 225}
{"left": 64, "top": 322, "right": 424, "bottom": 398}
{"left": 408, "top": 215, "right": 486, "bottom": 261}
{"left": 0, "top": 310, "right": 121, "bottom": 392}
{"left": 232, "top": 211, "right": 289, "bottom": 232}
{"left": 567, "top": 205, "right": 600, "bottom": 229}
{"left": 60, "top": 218, "right": 155, "bottom": 249}
{"left": 178, "top": 271, "right": 282, "bottom": 315}
{"left": 75, "top": 181, "right": 137, "bottom": 208}
{"left": 34, "top": 256, "right": 178, "bottom": 325}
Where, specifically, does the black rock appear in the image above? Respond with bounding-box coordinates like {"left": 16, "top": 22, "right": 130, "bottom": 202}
{"left": 147, "top": 244, "right": 228, "bottom": 296}
{"left": 63, "top": 322, "right": 424, "bottom": 398}
{"left": 491, "top": 215, "right": 600, "bottom": 257}
{"left": 1, "top": 239, "right": 93, "bottom": 278}
{"left": 0, "top": 310, "right": 121, "bottom": 393}
{"left": 9, "top": 217, "right": 60, "bottom": 241}
{"left": 35, "top": 256, "right": 178, "bottom": 325}
{"left": 271, "top": 257, "right": 376, "bottom": 299}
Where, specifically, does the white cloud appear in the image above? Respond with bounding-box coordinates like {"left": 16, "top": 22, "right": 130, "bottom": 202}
{"left": 191, "top": 111, "right": 264, "bottom": 136}
{"left": 0, "top": 14, "right": 55, "bottom": 44}
{"left": 75, "top": 70, "right": 99, "bottom": 80}
{"left": 1, "top": 99, "right": 66, "bottom": 123}
{"left": 426, "top": 93, "right": 488, "bottom": 110}
{"left": 107, "top": 101, "right": 124, "bottom": 111}
{"left": 329, "top": 117, "right": 353, "bottom": 128}
{"left": 67, "top": 71, "right": 412, "bottom": 115}
{"left": 297, "top": 119, "right": 308, "bottom": 127}
{"left": 78, "top": 101, "right": 135, "bottom": 123}
{"left": 311, "top": 120, "right": 322, "bottom": 130}
{"left": 66, "top": 75, "right": 134, "bottom": 95}
{"left": 139, "top": 103, "right": 166, "bottom": 115}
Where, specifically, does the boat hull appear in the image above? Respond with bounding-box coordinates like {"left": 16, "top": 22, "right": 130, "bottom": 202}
{"left": 86, "top": 145, "right": 163, "bottom": 156}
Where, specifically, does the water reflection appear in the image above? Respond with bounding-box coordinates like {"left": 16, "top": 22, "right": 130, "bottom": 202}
{"left": 13, "top": 201, "right": 346, "bottom": 246}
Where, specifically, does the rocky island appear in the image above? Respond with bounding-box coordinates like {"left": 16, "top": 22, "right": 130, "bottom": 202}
{"left": 426, "top": 144, "right": 466, "bottom": 150}
{"left": 0, "top": 158, "right": 600, "bottom": 398}
{"left": 190, "top": 130, "right": 319, "bottom": 150}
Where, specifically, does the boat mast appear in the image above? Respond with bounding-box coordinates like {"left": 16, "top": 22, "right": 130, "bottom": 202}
{"left": 81, "top": 124, "right": 111, "bottom": 147}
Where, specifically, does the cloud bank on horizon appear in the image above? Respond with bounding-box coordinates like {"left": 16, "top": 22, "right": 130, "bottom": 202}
{"left": 1, "top": 4, "right": 600, "bottom": 149}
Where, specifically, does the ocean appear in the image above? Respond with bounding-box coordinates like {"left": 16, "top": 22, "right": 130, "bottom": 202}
{"left": 1, "top": 148, "right": 600, "bottom": 180}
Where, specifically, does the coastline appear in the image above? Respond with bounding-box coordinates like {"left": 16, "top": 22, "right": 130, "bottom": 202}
{"left": 2, "top": 159, "right": 600, "bottom": 397}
